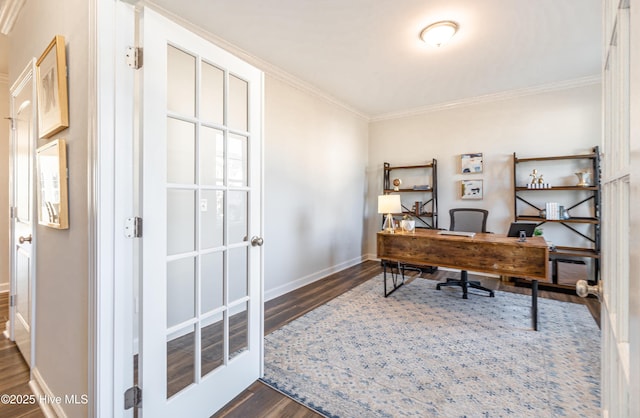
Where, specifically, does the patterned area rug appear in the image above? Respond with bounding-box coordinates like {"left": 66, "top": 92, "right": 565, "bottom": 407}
{"left": 262, "top": 275, "right": 600, "bottom": 417}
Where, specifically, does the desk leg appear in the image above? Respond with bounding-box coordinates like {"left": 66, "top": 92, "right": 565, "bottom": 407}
{"left": 383, "top": 260, "right": 405, "bottom": 297}
{"left": 532, "top": 280, "right": 538, "bottom": 331}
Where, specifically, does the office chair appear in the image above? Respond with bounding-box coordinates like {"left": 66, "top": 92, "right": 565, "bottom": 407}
{"left": 436, "top": 208, "right": 495, "bottom": 299}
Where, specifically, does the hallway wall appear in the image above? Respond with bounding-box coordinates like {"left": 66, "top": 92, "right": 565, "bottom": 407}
{"left": 8, "top": 0, "right": 90, "bottom": 417}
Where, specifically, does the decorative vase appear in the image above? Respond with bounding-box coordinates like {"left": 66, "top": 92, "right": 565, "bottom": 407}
{"left": 575, "top": 171, "right": 590, "bottom": 187}
{"left": 400, "top": 219, "right": 415, "bottom": 233}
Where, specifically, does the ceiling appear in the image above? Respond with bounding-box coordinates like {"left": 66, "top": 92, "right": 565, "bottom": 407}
{"left": 150, "top": 0, "right": 602, "bottom": 118}
{"left": 0, "top": 1, "right": 602, "bottom": 117}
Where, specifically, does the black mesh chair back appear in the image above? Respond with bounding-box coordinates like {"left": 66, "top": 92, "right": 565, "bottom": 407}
{"left": 450, "top": 208, "right": 488, "bottom": 233}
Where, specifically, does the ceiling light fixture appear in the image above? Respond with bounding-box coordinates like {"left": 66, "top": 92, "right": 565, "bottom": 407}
{"left": 420, "top": 21, "right": 458, "bottom": 47}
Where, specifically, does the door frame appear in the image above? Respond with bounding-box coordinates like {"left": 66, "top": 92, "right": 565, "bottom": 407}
{"left": 91, "top": 1, "right": 136, "bottom": 417}
{"left": 91, "top": 1, "right": 266, "bottom": 417}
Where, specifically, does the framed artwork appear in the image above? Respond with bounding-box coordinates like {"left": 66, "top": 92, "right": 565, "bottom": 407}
{"left": 461, "top": 179, "right": 483, "bottom": 200}
{"left": 36, "top": 35, "right": 69, "bottom": 138}
{"left": 461, "top": 153, "right": 483, "bottom": 173}
{"left": 36, "top": 139, "right": 69, "bottom": 229}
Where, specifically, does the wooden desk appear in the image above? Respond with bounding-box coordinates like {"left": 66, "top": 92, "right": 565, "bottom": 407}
{"left": 377, "top": 229, "right": 549, "bottom": 330}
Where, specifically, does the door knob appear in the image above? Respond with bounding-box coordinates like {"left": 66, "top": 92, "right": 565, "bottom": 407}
{"left": 251, "top": 236, "right": 264, "bottom": 247}
{"left": 576, "top": 280, "right": 601, "bottom": 301}
{"left": 19, "top": 235, "right": 32, "bottom": 244}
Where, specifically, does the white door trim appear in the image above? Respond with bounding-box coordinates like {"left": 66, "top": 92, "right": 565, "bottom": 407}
{"left": 91, "top": 1, "right": 137, "bottom": 417}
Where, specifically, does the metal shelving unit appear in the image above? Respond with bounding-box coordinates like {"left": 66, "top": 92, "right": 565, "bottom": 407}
{"left": 383, "top": 159, "right": 438, "bottom": 229}
{"left": 513, "top": 146, "right": 601, "bottom": 290}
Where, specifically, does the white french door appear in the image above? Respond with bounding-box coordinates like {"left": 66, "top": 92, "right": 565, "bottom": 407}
{"left": 139, "top": 8, "right": 264, "bottom": 417}
{"left": 9, "top": 61, "right": 37, "bottom": 368}
{"left": 600, "top": 1, "right": 639, "bottom": 416}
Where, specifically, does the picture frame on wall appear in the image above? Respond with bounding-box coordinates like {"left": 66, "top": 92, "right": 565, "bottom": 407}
{"left": 36, "top": 35, "right": 69, "bottom": 138}
{"left": 461, "top": 179, "right": 483, "bottom": 200}
{"left": 36, "top": 139, "right": 69, "bottom": 229}
{"left": 461, "top": 152, "right": 483, "bottom": 173}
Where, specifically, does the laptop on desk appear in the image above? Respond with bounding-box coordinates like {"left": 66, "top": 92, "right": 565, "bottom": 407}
{"left": 507, "top": 222, "right": 537, "bottom": 237}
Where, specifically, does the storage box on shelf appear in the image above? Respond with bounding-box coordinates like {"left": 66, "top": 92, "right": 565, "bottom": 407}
{"left": 512, "top": 147, "right": 601, "bottom": 291}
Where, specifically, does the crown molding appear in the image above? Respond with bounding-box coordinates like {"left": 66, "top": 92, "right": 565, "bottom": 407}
{"left": 371, "top": 74, "right": 602, "bottom": 122}
{"left": 125, "top": 3, "right": 602, "bottom": 124}
{"left": 0, "top": 0, "right": 25, "bottom": 34}
{"left": 144, "top": 1, "right": 369, "bottom": 121}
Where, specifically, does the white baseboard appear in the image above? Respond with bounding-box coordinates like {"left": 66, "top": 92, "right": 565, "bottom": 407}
{"left": 0, "top": 283, "right": 9, "bottom": 293}
{"left": 30, "top": 367, "right": 68, "bottom": 418}
{"left": 264, "top": 255, "right": 368, "bottom": 301}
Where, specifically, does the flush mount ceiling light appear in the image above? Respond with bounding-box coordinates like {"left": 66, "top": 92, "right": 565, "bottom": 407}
{"left": 420, "top": 21, "right": 458, "bottom": 47}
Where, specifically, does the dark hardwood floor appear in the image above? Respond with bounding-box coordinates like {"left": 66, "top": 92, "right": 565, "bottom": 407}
{"left": 0, "top": 293, "right": 44, "bottom": 418}
{"left": 0, "top": 260, "right": 599, "bottom": 418}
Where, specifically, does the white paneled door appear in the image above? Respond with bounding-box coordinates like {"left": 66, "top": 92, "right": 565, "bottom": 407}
{"left": 139, "top": 8, "right": 263, "bottom": 417}
{"left": 9, "top": 61, "right": 37, "bottom": 368}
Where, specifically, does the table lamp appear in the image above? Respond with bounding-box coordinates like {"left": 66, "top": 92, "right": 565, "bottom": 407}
{"left": 378, "top": 195, "right": 402, "bottom": 233}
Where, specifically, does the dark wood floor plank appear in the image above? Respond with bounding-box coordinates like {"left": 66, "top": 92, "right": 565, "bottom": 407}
{"left": 0, "top": 293, "right": 44, "bottom": 418}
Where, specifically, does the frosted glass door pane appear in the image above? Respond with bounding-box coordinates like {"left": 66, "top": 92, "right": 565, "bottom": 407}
{"left": 201, "top": 61, "right": 224, "bottom": 125}
{"left": 228, "top": 75, "right": 248, "bottom": 132}
{"left": 167, "top": 118, "right": 195, "bottom": 184}
{"left": 167, "top": 190, "right": 195, "bottom": 255}
{"left": 228, "top": 134, "right": 247, "bottom": 187}
{"left": 228, "top": 191, "right": 247, "bottom": 245}
{"left": 167, "top": 46, "right": 195, "bottom": 117}
{"left": 201, "top": 251, "right": 224, "bottom": 313}
{"left": 200, "top": 127, "right": 224, "bottom": 186}
{"left": 167, "top": 257, "right": 196, "bottom": 327}
{"left": 200, "top": 190, "right": 224, "bottom": 249}
{"left": 228, "top": 247, "right": 248, "bottom": 302}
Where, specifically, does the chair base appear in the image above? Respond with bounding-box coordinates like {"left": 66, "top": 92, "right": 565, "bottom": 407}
{"left": 436, "top": 270, "right": 495, "bottom": 299}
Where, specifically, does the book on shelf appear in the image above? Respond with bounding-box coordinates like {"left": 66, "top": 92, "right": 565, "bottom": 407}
{"left": 545, "top": 202, "right": 559, "bottom": 220}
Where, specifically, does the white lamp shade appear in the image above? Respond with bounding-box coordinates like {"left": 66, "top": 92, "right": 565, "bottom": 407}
{"left": 378, "top": 195, "right": 402, "bottom": 214}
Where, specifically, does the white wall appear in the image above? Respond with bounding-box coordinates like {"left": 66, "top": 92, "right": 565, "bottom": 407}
{"left": 0, "top": 75, "right": 9, "bottom": 293}
{"left": 366, "top": 83, "right": 602, "bottom": 258}
{"left": 264, "top": 75, "right": 369, "bottom": 300}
